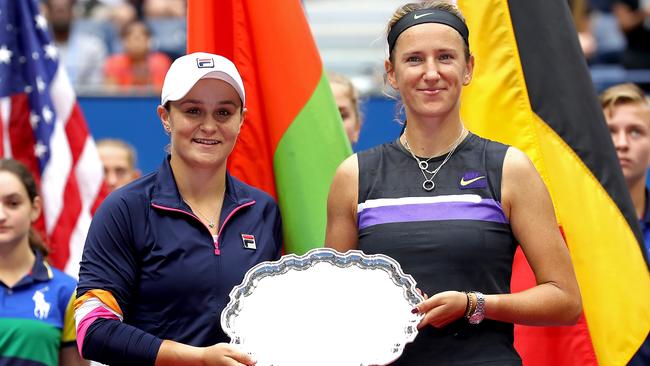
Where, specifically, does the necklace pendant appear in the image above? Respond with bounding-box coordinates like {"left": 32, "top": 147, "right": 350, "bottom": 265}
{"left": 208, "top": 222, "right": 215, "bottom": 229}
{"left": 422, "top": 180, "right": 435, "bottom": 191}
{"left": 418, "top": 160, "right": 429, "bottom": 170}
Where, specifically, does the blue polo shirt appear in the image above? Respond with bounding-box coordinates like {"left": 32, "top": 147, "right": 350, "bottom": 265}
{"left": 0, "top": 251, "right": 77, "bottom": 366}
{"left": 639, "top": 188, "right": 650, "bottom": 263}
{"left": 76, "top": 156, "right": 283, "bottom": 365}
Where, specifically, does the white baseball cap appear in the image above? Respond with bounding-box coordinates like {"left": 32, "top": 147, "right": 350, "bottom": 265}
{"left": 160, "top": 52, "right": 246, "bottom": 107}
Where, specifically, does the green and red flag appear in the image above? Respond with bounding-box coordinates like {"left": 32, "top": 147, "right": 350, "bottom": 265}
{"left": 457, "top": 0, "right": 650, "bottom": 365}
{"left": 187, "top": 0, "right": 352, "bottom": 254}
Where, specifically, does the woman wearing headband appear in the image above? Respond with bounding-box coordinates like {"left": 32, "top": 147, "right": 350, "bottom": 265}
{"left": 325, "top": 2, "right": 582, "bottom": 364}
{"left": 75, "top": 52, "right": 282, "bottom": 365}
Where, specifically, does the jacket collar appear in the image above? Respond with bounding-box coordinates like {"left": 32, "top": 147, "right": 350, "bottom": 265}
{"left": 151, "top": 156, "right": 253, "bottom": 211}
{"left": 30, "top": 250, "right": 53, "bottom": 282}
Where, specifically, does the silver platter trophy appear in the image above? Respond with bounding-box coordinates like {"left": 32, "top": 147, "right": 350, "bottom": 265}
{"left": 221, "top": 248, "right": 424, "bottom": 366}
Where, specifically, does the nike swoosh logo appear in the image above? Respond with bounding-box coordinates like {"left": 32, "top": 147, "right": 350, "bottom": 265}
{"left": 460, "top": 176, "right": 486, "bottom": 186}
{"left": 413, "top": 12, "right": 434, "bottom": 20}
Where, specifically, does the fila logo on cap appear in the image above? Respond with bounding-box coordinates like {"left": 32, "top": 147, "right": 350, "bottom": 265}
{"left": 196, "top": 58, "right": 215, "bottom": 68}
{"left": 241, "top": 234, "right": 257, "bottom": 250}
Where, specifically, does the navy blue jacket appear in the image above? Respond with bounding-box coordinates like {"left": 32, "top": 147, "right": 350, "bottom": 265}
{"left": 76, "top": 156, "right": 282, "bottom": 365}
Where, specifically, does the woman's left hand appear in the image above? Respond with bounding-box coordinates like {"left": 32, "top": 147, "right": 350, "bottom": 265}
{"left": 414, "top": 291, "right": 467, "bottom": 329}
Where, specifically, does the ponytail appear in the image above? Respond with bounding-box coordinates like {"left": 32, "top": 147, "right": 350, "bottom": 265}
{"left": 29, "top": 229, "right": 49, "bottom": 258}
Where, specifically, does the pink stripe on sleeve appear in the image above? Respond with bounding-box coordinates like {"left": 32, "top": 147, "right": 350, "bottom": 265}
{"left": 76, "top": 306, "right": 120, "bottom": 354}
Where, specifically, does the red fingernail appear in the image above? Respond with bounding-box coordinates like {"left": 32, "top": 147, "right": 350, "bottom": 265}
{"left": 411, "top": 307, "right": 419, "bottom": 314}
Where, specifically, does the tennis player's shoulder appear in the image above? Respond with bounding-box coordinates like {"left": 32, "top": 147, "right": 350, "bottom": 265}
{"left": 503, "top": 146, "right": 537, "bottom": 178}
{"left": 334, "top": 154, "right": 359, "bottom": 183}
{"left": 502, "top": 146, "right": 547, "bottom": 211}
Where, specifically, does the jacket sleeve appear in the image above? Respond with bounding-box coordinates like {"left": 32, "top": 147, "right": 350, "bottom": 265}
{"left": 75, "top": 193, "right": 162, "bottom": 365}
{"left": 272, "top": 202, "right": 283, "bottom": 260}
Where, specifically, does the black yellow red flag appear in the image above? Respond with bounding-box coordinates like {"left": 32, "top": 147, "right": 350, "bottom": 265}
{"left": 457, "top": 0, "right": 650, "bottom": 365}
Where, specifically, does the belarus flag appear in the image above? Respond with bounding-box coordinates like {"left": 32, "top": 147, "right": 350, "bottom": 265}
{"left": 187, "top": 0, "right": 352, "bottom": 254}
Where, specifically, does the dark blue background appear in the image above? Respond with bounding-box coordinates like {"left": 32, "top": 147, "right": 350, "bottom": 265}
{"left": 80, "top": 96, "right": 645, "bottom": 187}
{"left": 78, "top": 95, "right": 403, "bottom": 175}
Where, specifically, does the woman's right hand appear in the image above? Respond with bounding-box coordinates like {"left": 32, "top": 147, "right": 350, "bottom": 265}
{"left": 414, "top": 290, "right": 467, "bottom": 329}
{"left": 202, "top": 343, "right": 256, "bottom": 366}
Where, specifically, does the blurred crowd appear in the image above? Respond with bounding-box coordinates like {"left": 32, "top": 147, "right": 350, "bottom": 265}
{"left": 41, "top": 0, "right": 185, "bottom": 94}
{"left": 41, "top": 0, "right": 650, "bottom": 95}
{"left": 571, "top": 0, "right": 650, "bottom": 91}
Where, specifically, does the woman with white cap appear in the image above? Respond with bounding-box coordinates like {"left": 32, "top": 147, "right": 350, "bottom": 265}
{"left": 75, "top": 52, "right": 282, "bottom": 365}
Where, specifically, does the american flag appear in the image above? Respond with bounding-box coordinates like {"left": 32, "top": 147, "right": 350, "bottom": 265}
{"left": 0, "top": 0, "right": 105, "bottom": 276}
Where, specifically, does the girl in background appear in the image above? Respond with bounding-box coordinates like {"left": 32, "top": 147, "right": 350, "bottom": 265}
{"left": 0, "top": 158, "right": 86, "bottom": 366}
{"left": 329, "top": 72, "right": 363, "bottom": 145}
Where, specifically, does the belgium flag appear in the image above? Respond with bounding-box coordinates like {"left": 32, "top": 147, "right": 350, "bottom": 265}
{"left": 457, "top": 0, "right": 650, "bottom": 365}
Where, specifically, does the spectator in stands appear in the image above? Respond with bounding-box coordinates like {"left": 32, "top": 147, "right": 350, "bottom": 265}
{"left": 569, "top": 0, "right": 599, "bottom": 60}
{"left": 97, "top": 138, "right": 141, "bottom": 192}
{"left": 592, "top": 0, "right": 616, "bottom": 12}
{"left": 143, "top": 0, "right": 185, "bottom": 18}
{"left": 329, "top": 72, "right": 363, "bottom": 145}
{"left": 103, "top": 20, "right": 172, "bottom": 92}
{"left": 600, "top": 82, "right": 650, "bottom": 365}
{"left": 588, "top": 0, "right": 628, "bottom": 65}
{"left": 612, "top": 0, "right": 650, "bottom": 69}
{"left": 43, "top": 0, "right": 107, "bottom": 88}
{"left": 108, "top": 2, "right": 137, "bottom": 36}
{"left": 0, "top": 159, "right": 87, "bottom": 366}
{"left": 143, "top": 0, "right": 186, "bottom": 60}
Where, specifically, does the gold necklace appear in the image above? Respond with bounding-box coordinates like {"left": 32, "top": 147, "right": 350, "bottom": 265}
{"left": 191, "top": 205, "right": 217, "bottom": 229}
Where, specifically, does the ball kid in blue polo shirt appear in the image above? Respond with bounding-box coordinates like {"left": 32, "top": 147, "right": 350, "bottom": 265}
{"left": 0, "top": 158, "right": 84, "bottom": 366}
{"left": 600, "top": 83, "right": 650, "bottom": 366}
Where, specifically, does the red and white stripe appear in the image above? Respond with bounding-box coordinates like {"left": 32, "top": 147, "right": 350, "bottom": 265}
{"left": 0, "top": 63, "right": 105, "bottom": 277}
